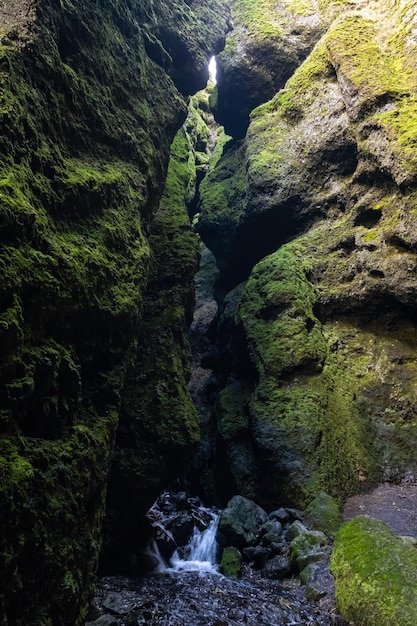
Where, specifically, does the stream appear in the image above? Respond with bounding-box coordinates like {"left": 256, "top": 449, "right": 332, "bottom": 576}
{"left": 86, "top": 494, "right": 347, "bottom": 626}
{"left": 85, "top": 248, "right": 347, "bottom": 626}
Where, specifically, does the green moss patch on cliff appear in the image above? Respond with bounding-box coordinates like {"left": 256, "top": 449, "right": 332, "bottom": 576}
{"left": 234, "top": 239, "right": 378, "bottom": 507}
{"left": 197, "top": 140, "right": 246, "bottom": 271}
{"left": 0, "top": 413, "right": 118, "bottom": 626}
{"left": 226, "top": 0, "right": 285, "bottom": 47}
{"left": 102, "top": 125, "right": 201, "bottom": 574}
{"left": 331, "top": 516, "right": 417, "bottom": 625}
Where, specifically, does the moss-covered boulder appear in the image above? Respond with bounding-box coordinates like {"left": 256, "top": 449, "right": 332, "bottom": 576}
{"left": 303, "top": 492, "right": 342, "bottom": 538}
{"left": 220, "top": 546, "right": 243, "bottom": 577}
{"left": 331, "top": 516, "right": 417, "bottom": 625}
{"left": 289, "top": 529, "right": 328, "bottom": 570}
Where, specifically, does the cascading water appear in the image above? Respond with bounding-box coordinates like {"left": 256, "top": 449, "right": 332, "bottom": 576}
{"left": 169, "top": 508, "right": 219, "bottom": 573}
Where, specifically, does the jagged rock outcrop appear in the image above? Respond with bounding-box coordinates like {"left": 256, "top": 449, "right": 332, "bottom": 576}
{"left": 197, "top": 0, "right": 417, "bottom": 508}
{"left": 0, "top": 1, "right": 229, "bottom": 624}
{"left": 213, "top": 0, "right": 336, "bottom": 139}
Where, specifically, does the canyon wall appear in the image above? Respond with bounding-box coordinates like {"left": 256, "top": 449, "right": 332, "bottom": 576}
{"left": 2, "top": 0, "right": 417, "bottom": 622}
{"left": 0, "top": 1, "right": 229, "bottom": 623}
{"left": 197, "top": 0, "right": 417, "bottom": 509}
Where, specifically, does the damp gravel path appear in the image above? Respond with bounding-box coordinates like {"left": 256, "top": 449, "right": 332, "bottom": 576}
{"left": 344, "top": 482, "right": 417, "bottom": 538}
{"left": 88, "top": 569, "right": 347, "bottom": 626}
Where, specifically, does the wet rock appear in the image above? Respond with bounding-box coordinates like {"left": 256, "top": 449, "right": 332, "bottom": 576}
{"left": 86, "top": 616, "right": 119, "bottom": 626}
{"left": 290, "top": 531, "right": 328, "bottom": 571}
{"left": 262, "top": 555, "right": 291, "bottom": 580}
{"left": 269, "top": 508, "right": 289, "bottom": 524}
{"left": 171, "top": 491, "right": 190, "bottom": 510}
{"left": 102, "top": 591, "right": 141, "bottom": 616}
{"left": 218, "top": 495, "right": 267, "bottom": 548}
{"left": 89, "top": 570, "right": 349, "bottom": 626}
{"left": 296, "top": 546, "right": 332, "bottom": 572}
{"left": 220, "top": 546, "right": 243, "bottom": 577}
{"left": 243, "top": 546, "right": 271, "bottom": 568}
{"left": 165, "top": 514, "right": 195, "bottom": 546}
{"left": 261, "top": 519, "right": 283, "bottom": 546}
{"left": 286, "top": 521, "right": 308, "bottom": 541}
{"left": 286, "top": 509, "right": 304, "bottom": 523}
{"left": 300, "top": 561, "right": 335, "bottom": 603}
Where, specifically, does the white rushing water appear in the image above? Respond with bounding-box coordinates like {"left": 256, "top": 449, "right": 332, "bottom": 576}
{"left": 208, "top": 56, "right": 217, "bottom": 84}
{"left": 169, "top": 509, "right": 220, "bottom": 574}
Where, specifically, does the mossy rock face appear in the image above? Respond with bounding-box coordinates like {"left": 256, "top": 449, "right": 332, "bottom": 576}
{"left": 197, "top": 0, "right": 417, "bottom": 510}
{"left": 101, "top": 126, "right": 202, "bottom": 574}
{"left": 331, "top": 516, "right": 417, "bottom": 625}
{"left": 0, "top": 0, "right": 230, "bottom": 623}
{"left": 214, "top": 0, "right": 328, "bottom": 138}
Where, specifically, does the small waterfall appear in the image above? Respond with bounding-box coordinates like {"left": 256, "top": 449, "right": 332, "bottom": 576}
{"left": 144, "top": 539, "right": 169, "bottom": 574}
{"left": 170, "top": 509, "right": 220, "bottom": 573}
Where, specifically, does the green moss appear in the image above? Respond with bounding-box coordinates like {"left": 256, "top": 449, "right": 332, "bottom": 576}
{"left": 108, "top": 120, "right": 201, "bottom": 535}
{"left": 0, "top": 411, "right": 118, "bottom": 625}
{"left": 361, "top": 229, "right": 378, "bottom": 242}
{"left": 373, "top": 98, "right": 417, "bottom": 181}
{"left": 220, "top": 546, "right": 243, "bottom": 577}
{"left": 197, "top": 141, "right": 247, "bottom": 268}
{"left": 289, "top": 529, "right": 327, "bottom": 567}
{"left": 284, "top": 0, "right": 316, "bottom": 17}
{"left": 331, "top": 516, "right": 417, "bottom": 625}
{"left": 325, "top": 13, "right": 414, "bottom": 111}
{"left": 246, "top": 41, "right": 335, "bottom": 185}
{"left": 317, "top": 0, "right": 352, "bottom": 12}
{"left": 218, "top": 383, "right": 251, "bottom": 437}
{"left": 304, "top": 492, "right": 342, "bottom": 537}
{"left": 227, "top": 0, "right": 284, "bottom": 46}
{"left": 238, "top": 244, "right": 328, "bottom": 377}
{"left": 251, "top": 40, "right": 333, "bottom": 123}
{"left": 235, "top": 238, "right": 378, "bottom": 507}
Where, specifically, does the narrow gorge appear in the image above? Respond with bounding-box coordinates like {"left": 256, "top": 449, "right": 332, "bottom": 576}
{"left": 1, "top": 0, "right": 417, "bottom": 625}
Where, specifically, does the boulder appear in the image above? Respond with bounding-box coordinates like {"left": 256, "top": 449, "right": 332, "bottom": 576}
{"left": 243, "top": 546, "right": 271, "bottom": 568}
{"left": 286, "top": 521, "right": 308, "bottom": 542}
{"left": 261, "top": 520, "right": 283, "bottom": 547}
{"left": 331, "top": 516, "right": 417, "bottom": 626}
{"left": 303, "top": 492, "right": 342, "bottom": 538}
{"left": 262, "top": 555, "right": 291, "bottom": 580}
{"left": 220, "top": 546, "right": 243, "bottom": 578}
{"left": 218, "top": 495, "right": 267, "bottom": 547}
{"left": 300, "top": 561, "right": 335, "bottom": 602}
{"left": 289, "top": 530, "right": 328, "bottom": 571}
{"left": 269, "top": 508, "right": 288, "bottom": 524}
